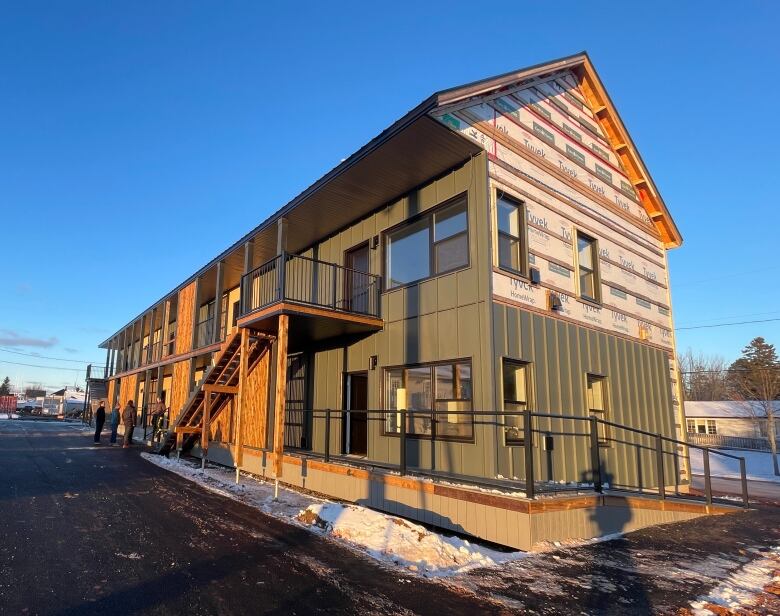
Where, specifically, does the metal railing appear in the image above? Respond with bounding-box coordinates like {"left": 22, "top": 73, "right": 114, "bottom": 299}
{"left": 687, "top": 432, "right": 771, "bottom": 452}
{"left": 274, "top": 408, "right": 749, "bottom": 508}
{"left": 240, "top": 252, "right": 382, "bottom": 319}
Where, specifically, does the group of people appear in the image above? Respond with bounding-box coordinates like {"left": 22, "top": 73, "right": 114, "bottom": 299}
{"left": 92, "top": 396, "right": 167, "bottom": 448}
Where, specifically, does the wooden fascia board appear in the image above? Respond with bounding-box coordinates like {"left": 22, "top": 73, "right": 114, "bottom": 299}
{"left": 576, "top": 59, "right": 682, "bottom": 248}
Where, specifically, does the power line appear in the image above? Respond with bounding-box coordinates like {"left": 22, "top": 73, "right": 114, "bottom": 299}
{"left": 0, "top": 359, "right": 88, "bottom": 373}
{"left": 675, "top": 318, "right": 780, "bottom": 331}
{"left": 0, "top": 347, "right": 104, "bottom": 364}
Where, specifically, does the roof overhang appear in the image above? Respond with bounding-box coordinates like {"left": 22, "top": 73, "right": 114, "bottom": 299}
{"left": 100, "top": 107, "right": 481, "bottom": 347}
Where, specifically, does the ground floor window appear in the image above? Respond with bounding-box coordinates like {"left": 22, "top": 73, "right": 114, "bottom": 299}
{"left": 586, "top": 374, "right": 610, "bottom": 445}
{"left": 384, "top": 360, "right": 473, "bottom": 440}
{"left": 688, "top": 419, "right": 718, "bottom": 435}
{"left": 502, "top": 359, "right": 529, "bottom": 445}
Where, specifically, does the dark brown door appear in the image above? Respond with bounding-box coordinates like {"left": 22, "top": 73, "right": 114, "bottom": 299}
{"left": 346, "top": 373, "right": 368, "bottom": 456}
{"left": 344, "top": 243, "right": 370, "bottom": 314}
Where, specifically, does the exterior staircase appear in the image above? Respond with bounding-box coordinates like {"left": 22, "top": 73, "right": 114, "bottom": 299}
{"left": 157, "top": 329, "right": 272, "bottom": 456}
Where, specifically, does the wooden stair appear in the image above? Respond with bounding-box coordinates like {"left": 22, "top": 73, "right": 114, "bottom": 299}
{"left": 157, "top": 329, "right": 272, "bottom": 457}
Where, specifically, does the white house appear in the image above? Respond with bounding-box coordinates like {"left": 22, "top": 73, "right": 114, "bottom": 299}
{"left": 684, "top": 401, "right": 780, "bottom": 444}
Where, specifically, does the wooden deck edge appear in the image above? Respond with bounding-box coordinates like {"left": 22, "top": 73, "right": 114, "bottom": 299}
{"left": 250, "top": 450, "right": 739, "bottom": 517}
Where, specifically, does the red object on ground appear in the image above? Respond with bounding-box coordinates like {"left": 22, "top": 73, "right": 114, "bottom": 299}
{"left": 0, "top": 396, "right": 16, "bottom": 413}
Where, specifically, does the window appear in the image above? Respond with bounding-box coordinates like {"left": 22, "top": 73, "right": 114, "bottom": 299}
{"left": 497, "top": 194, "right": 527, "bottom": 274}
{"left": 385, "top": 195, "right": 468, "bottom": 289}
{"left": 433, "top": 199, "right": 468, "bottom": 275}
{"left": 706, "top": 420, "right": 717, "bottom": 435}
{"left": 503, "top": 360, "right": 529, "bottom": 444}
{"left": 576, "top": 231, "right": 600, "bottom": 302}
{"left": 384, "top": 360, "right": 473, "bottom": 440}
{"left": 586, "top": 374, "right": 609, "bottom": 445}
{"left": 686, "top": 419, "right": 696, "bottom": 434}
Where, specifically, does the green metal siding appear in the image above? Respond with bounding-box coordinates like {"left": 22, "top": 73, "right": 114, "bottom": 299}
{"left": 295, "top": 153, "right": 496, "bottom": 478}
{"left": 493, "top": 301, "right": 677, "bottom": 489}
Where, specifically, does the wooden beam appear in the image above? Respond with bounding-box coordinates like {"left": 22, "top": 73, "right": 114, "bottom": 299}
{"left": 203, "top": 384, "right": 238, "bottom": 395}
{"left": 272, "top": 314, "right": 289, "bottom": 478}
{"left": 234, "top": 328, "right": 249, "bottom": 478}
{"left": 176, "top": 426, "right": 201, "bottom": 434}
{"left": 201, "top": 392, "right": 212, "bottom": 464}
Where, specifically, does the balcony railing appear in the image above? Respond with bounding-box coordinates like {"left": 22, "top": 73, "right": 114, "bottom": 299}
{"left": 240, "top": 252, "right": 382, "bottom": 320}
{"left": 687, "top": 432, "right": 772, "bottom": 452}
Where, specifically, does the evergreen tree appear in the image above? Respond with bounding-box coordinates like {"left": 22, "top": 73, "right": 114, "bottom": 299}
{"left": 727, "top": 337, "right": 780, "bottom": 476}
{"left": 0, "top": 376, "right": 11, "bottom": 396}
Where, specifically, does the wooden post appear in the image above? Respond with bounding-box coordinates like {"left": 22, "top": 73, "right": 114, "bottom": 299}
{"left": 213, "top": 260, "right": 224, "bottom": 344}
{"left": 272, "top": 315, "right": 289, "bottom": 481}
{"left": 234, "top": 328, "right": 249, "bottom": 483}
{"left": 201, "top": 392, "right": 211, "bottom": 469}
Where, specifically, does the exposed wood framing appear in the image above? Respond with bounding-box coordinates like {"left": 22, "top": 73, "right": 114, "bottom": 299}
{"left": 272, "top": 314, "right": 289, "bottom": 478}
{"left": 574, "top": 59, "right": 681, "bottom": 247}
{"left": 234, "top": 328, "right": 249, "bottom": 472}
{"left": 175, "top": 281, "right": 197, "bottom": 355}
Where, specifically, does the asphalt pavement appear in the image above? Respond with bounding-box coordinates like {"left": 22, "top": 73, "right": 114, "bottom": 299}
{"left": 0, "top": 420, "right": 504, "bottom": 615}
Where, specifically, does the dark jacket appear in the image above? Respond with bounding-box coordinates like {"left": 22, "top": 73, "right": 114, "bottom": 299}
{"left": 95, "top": 405, "right": 106, "bottom": 423}
{"left": 122, "top": 403, "right": 135, "bottom": 427}
{"left": 109, "top": 407, "right": 120, "bottom": 427}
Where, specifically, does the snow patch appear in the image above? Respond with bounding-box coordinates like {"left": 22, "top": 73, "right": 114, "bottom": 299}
{"left": 689, "top": 448, "right": 780, "bottom": 483}
{"left": 689, "top": 545, "right": 780, "bottom": 614}
{"left": 141, "top": 453, "right": 525, "bottom": 577}
{"left": 296, "top": 502, "right": 522, "bottom": 576}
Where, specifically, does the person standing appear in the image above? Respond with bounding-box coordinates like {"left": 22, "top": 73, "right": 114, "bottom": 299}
{"left": 122, "top": 400, "right": 136, "bottom": 448}
{"left": 93, "top": 401, "right": 106, "bottom": 444}
{"left": 109, "top": 402, "right": 121, "bottom": 445}
{"left": 151, "top": 396, "right": 166, "bottom": 441}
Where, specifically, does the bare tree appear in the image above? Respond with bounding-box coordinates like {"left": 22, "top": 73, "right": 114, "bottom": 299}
{"left": 727, "top": 337, "right": 780, "bottom": 477}
{"left": 678, "top": 349, "right": 729, "bottom": 401}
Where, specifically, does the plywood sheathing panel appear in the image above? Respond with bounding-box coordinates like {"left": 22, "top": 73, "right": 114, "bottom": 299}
{"left": 175, "top": 281, "right": 197, "bottom": 355}
{"left": 241, "top": 343, "right": 271, "bottom": 449}
{"left": 171, "top": 360, "right": 190, "bottom": 418}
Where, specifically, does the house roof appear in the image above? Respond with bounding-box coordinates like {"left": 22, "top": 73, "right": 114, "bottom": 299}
{"left": 100, "top": 52, "right": 679, "bottom": 347}
{"left": 684, "top": 400, "right": 780, "bottom": 419}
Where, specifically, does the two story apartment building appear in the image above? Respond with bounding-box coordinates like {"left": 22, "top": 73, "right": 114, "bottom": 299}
{"left": 97, "top": 53, "right": 691, "bottom": 545}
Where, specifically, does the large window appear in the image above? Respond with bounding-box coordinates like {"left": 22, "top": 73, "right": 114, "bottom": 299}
{"left": 576, "top": 231, "right": 600, "bottom": 302}
{"left": 385, "top": 195, "right": 469, "bottom": 289}
{"left": 503, "top": 360, "right": 529, "bottom": 445}
{"left": 586, "top": 374, "right": 609, "bottom": 445}
{"left": 497, "top": 194, "right": 527, "bottom": 274}
{"left": 384, "top": 360, "right": 473, "bottom": 440}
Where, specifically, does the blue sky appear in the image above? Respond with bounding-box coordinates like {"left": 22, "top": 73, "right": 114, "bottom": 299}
{"left": 1, "top": 1, "right": 778, "bottom": 390}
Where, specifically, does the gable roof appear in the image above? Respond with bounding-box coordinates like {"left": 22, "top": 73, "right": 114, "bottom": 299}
{"left": 431, "top": 52, "right": 682, "bottom": 248}
{"left": 100, "top": 52, "right": 680, "bottom": 347}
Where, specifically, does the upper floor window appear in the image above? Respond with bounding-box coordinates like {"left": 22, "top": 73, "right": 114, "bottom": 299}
{"left": 497, "top": 194, "right": 527, "bottom": 275}
{"left": 576, "top": 231, "right": 600, "bottom": 302}
{"left": 385, "top": 195, "right": 468, "bottom": 289}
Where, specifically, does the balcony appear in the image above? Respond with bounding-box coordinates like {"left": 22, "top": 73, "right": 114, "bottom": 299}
{"left": 239, "top": 253, "right": 383, "bottom": 343}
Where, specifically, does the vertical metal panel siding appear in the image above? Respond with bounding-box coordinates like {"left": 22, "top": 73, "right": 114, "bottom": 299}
{"left": 297, "top": 154, "right": 495, "bottom": 478}
{"left": 493, "top": 302, "right": 676, "bottom": 489}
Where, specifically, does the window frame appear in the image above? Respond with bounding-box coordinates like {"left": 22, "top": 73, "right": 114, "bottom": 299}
{"left": 574, "top": 230, "right": 601, "bottom": 303}
{"left": 496, "top": 191, "right": 529, "bottom": 277}
{"left": 502, "top": 358, "right": 532, "bottom": 446}
{"left": 382, "top": 358, "right": 474, "bottom": 442}
{"left": 382, "top": 193, "right": 470, "bottom": 292}
{"left": 586, "top": 373, "right": 611, "bottom": 447}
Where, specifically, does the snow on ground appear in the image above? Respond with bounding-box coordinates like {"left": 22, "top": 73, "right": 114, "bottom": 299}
{"left": 689, "top": 545, "right": 780, "bottom": 614}
{"left": 141, "top": 453, "right": 525, "bottom": 577}
{"left": 689, "top": 448, "right": 780, "bottom": 483}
